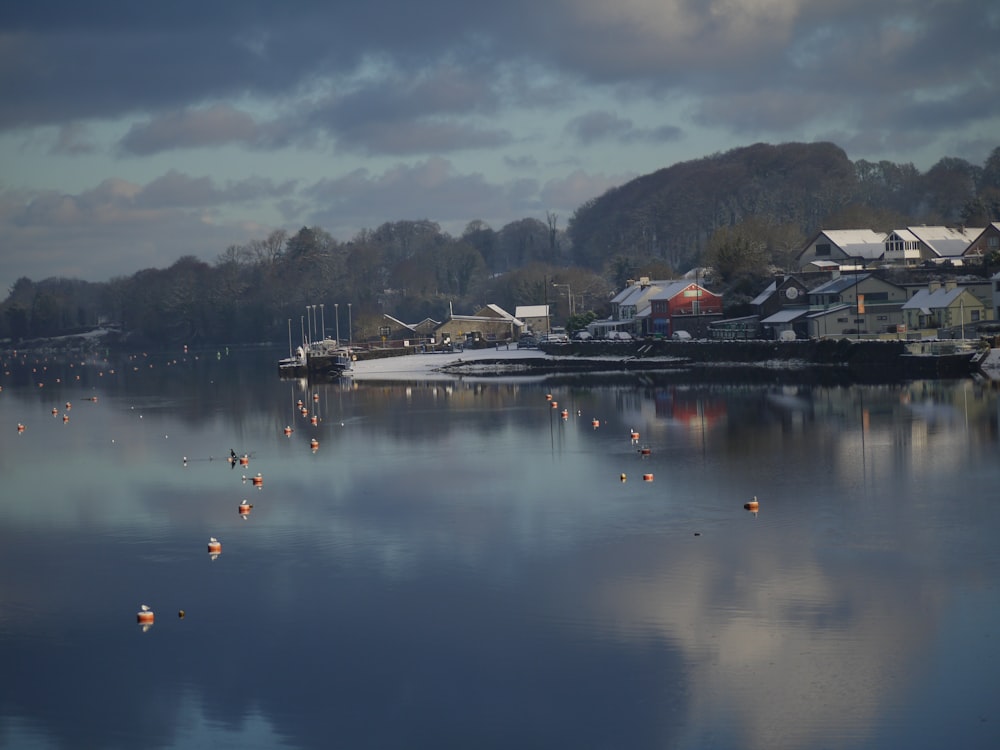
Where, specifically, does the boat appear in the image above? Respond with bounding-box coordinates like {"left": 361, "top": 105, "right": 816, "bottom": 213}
{"left": 278, "top": 339, "right": 354, "bottom": 378}
{"left": 899, "top": 340, "right": 978, "bottom": 379}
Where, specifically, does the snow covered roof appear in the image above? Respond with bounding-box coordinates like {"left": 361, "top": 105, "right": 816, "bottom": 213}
{"left": 750, "top": 280, "right": 777, "bottom": 307}
{"left": 482, "top": 303, "right": 517, "bottom": 320}
{"left": 761, "top": 308, "right": 810, "bottom": 324}
{"left": 816, "top": 229, "right": 887, "bottom": 259}
{"left": 514, "top": 305, "right": 549, "bottom": 318}
{"left": 901, "top": 285, "right": 969, "bottom": 312}
{"left": 646, "top": 281, "right": 697, "bottom": 301}
{"left": 809, "top": 273, "right": 870, "bottom": 295}
{"left": 891, "top": 226, "right": 982, "bottom": 258}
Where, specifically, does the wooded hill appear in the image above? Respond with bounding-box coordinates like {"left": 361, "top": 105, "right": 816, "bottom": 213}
{"left": 567, "top": 141, "right": 1000, "bottom": 275}
{"left": 3, "top": 141, "right": 999, "bottom": 348}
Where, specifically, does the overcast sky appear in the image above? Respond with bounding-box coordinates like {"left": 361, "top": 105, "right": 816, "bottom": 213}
{"left": 1, "top": 0, "right": 998, "bottom": 295}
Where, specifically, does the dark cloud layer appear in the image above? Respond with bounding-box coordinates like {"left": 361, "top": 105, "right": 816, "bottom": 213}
{"left": 0, "top": 0, "right": 997, "bottom": 291}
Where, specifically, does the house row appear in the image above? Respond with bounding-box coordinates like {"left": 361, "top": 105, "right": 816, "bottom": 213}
{"left": 796, "top": 222, "right": 1000, "bottom": 270}
{"left": 749, "top": 273, "right": 997, "bottom": 341}
{"left": 587, "top": 267, "right": 1000, "bottom": 342}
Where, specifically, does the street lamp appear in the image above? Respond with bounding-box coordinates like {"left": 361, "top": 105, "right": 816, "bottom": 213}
{"left": 334, "top": 303, "right": 340, "bottom": 347}
{"left": 348, "top": 303, "right": 353, "bottom": 347}
{"left": 320, "top": 304, "right": 325, "bottom": 341}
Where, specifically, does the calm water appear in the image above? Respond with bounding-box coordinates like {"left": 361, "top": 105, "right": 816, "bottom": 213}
{"left": 2, "top": 349, "right": 999, "bottom": 750}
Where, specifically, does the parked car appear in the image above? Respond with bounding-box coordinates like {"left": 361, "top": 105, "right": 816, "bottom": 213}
{"left": 671, "top": 330, "right": 692, "bottom": 340}
{"left": 517, "top": 335, "right": 537, "bottom": 349}
{"left": 542, "top": 333, "right": 569, "bottom": 343}
{"left": 572, "top": 331, "right": 592, "bottom": 341}
{"left": 606, "top": 330, "right": 632, "bottom": 341}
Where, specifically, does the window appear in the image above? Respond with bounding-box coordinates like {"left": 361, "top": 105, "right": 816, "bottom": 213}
{"left": 988, "top": 236, "right": 999, "bottom": 249}
{"left": 836, "top": 317, "right": 848, "bottom": 323}
{"left": 972, "top": 310, "right": 981, "bottom": 322}
{"left": 816, "top": 243, "right": 831, "bottom": 256}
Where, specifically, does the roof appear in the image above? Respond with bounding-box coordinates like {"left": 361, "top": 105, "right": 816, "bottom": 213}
{"left": 750, "top": 280, "right": 777, "bottom": 307}
{"left": 610, "top": 279, "right": 673, "bottom": 305}
{"left": 481, "top": 304, "right": 517, "bottom": 320}
{"left": 646, "top": 281, "right": 696, "bottom": 301}
{"left": 891, "top": 226, "right": 983, "bottom": 258}
{"left": 805, "top": 229, "right": 887, "bottom": 260}
{"left": 901, "top": 286, "right": 972, "bottom": 312}
{"left": 809, "top": 273, "right": 871, "bottom": 295}
{"left": 761, "top": 308, "right": 810, "bottom": 324}
{"left": 382, "top": 314, "right": 416, "bottom": 331}
{"left": 514, "top": 305, "right": 549, "bottom": 318}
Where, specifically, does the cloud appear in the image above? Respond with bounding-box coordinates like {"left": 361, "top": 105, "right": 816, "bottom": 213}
{"left": 118, "top": 105, "right": 263, "bottom": 155}
{"left": 566, "top": 110, "right": 682, "bottom": 145}
{"left": 303, "top": 156, "right": 515, "bottom": 234}
{"left": 0, "top": 172, "right": 295, "bottom": 289}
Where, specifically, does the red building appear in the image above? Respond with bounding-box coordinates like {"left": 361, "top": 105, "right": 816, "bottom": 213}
{"left": 646, "top": 281, "right": 723, "bottom": 337}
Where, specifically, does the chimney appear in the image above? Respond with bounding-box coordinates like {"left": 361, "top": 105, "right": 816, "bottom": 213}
{"left": 832, "top": 269, "right": 841, "bottom": 280}
{"left": 944, "top": 280, "right": 957, "bottom": 292}
{"left": 928, "top": 281, "right": 941, "bottom": 293}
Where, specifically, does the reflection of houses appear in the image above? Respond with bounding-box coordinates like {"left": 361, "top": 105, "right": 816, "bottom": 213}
{"left": 514, "top": 305, "right": 550, "bottom": 335}
{"left": 434, "top": 304, "right": 522, "bottom": 343}
{"left": 795, "top": 229, "right": 886, "bottom": 271}
{"left": 901, "top": 280, "right": 987, "bottom": 336}
{"left": 653, "top": 388, "right": 726, "bottom": 428}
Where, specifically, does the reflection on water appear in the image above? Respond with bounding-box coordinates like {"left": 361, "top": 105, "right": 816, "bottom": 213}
{"left": 2, "top": 349, "right": 999, "bottom": 749}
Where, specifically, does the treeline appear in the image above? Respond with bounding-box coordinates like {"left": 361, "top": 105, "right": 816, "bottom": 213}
{"left": 2, "top": 141, "right": 998, "bottom": 348}
{"left": 0, "top": 220, "right": 613, "bottom": 347}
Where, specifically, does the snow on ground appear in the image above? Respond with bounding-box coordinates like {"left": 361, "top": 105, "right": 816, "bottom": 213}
{"left": 350, "top": 346, "right": 551, "bottom": 381}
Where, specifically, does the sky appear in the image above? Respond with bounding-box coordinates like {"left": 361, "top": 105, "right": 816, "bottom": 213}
{"left": 1, "top": 0, "right": 998, "bottom": 296}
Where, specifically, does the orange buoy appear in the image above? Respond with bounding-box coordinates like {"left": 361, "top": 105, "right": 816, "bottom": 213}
{"left": 310, "top": 438, "right": 319, "bottom": 450}
{"left": 65, "top": 401, "right": 72, "bottom": 410}
{"left": 137, "top": 605, "right": 154, "bottom": 625}
{"left": 313, "top": 393, "right": 319, "bottom": 401}
{"left": 630, "top": 430, "right": 639, "bottom": 441}
{"left": 310, "top": 415, "right": 318, "bottom": 426}
{"left": 551, "top": 401, "right": 558, "bottom": 408}
{"left": 620, "top": 473, "right": 627, "bottom": 483}
{"left": 17, "top": 423, "right": 25, "bottom": 433}
{"left": 643, "top": 473, "right": 654, "bottom": 482}
{"left": 592, "top": 419, "right": 600, "bottom": 429}
{"left": 744, "top": 496, "right": 759, "bottom": 512}
{"left": 639, "top": 446, "right": 651, "bottom": 456}
{"left": 283, "top": 426, "right": 293, "bottom": 436}
{"left": 207, "top": 537, "right": 222, "bottom": 554}
{"left": 251, "top": 473, "right": 263, "bottom": 487}
{"left": 238, "top": 500, "right": 253, "bottom": 516}
{"left": 561, "top": 409, "right": 569, "bottom": 419}
{"left": 545, "top": 393, "right": 552, "bottom": 401}
{"left": 51, "top": 407, "right": 58, "bottom": 416}
{"left": 239, "top": 455, "right": 249, "bottom": 466}
{"left": 62, "top": 414, "right": 69, "bottom": 423}
{"left": 297, "top": 399, "right": 304, "bottom": 407}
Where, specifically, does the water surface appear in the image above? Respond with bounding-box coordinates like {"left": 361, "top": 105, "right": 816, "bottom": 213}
{"left": 2, "top": 349, "right": 998, "bottom": 749}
